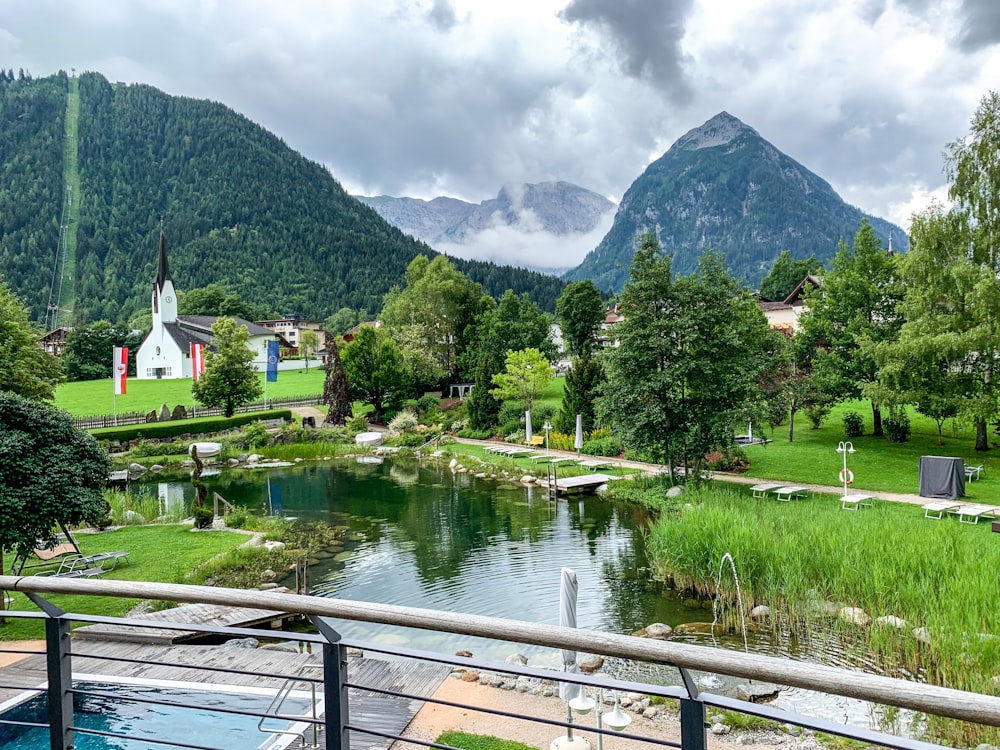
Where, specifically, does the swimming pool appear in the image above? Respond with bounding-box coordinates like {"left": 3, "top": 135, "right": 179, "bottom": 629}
{"left": 0, "top": 674, "right": 320, "bottom": 750}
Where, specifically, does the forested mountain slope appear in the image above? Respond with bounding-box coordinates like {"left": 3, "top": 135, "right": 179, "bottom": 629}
{"left": 0, "top": 71, "right": 563, "bottom": 324}
{"left": 565, "top": 112, "right": 907, "bottom": 292}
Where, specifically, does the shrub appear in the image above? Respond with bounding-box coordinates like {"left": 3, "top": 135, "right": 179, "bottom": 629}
{"left": 91, "top": 411, "right": 292, "bottom": 442}
{"left": 243, "top": 421, "right": 270, "bottom": 449}
{"left": 388, "top": 409, "right": 419, "bottom": 433}
{"left": 192, "top": 505, "right": 214, "bottom": 529}
{"left": 883, "top": 412, "right": 911, "bottom": 443}
{"left": 347, "top": 413, "right": 369, "bottom": 432}
{"left": 704, "top": 447, "right": 748, "bottom": 472}
{"left": 417, "top": 394, "right": 440, "bottom": 413}
{"left": 224, "top": 506, "right": 251, "bottom": 529}
{"left": 456, "top": 427, "right": 493, "bottom": 440}
{"left": 582, "top": 428, "right": 622, "bottom": 456}
{"left": 806, "top": 404, "right": 831, "bottom": 430}
{"left": 842, "top": 411, "right": 864, "bottom": 438}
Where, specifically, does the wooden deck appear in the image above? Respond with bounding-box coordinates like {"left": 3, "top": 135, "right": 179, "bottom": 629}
{"left": 549, "top": 473, "right": 614, "bottom": 495}
{"left": 73, "top": 600, "right": 298, "bottom": 644}
{"left": 0, "top": 640, "right": 449, "bottom": 750}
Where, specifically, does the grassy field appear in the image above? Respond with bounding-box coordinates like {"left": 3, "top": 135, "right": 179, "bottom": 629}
{"left": 743, "top": 401, "right": 998, "bottom": 495}
{"left": 1, "top": 525, "right": 247, "bottom": 640}
{"left": 55, "top": 368, "right": 326, "bottom": 416}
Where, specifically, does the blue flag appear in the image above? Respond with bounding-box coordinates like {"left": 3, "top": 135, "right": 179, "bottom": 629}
{"left": 266, "top": 340, "right": 279, "bottom": 382}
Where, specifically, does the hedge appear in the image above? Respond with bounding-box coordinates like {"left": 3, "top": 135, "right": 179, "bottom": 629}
{"left": 90, "top": 410, "right": 293, "bottom": 442}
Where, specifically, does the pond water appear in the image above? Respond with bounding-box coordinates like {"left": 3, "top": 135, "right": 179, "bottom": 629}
{"left": 148, "top": 457, "right": 911, "bottom": 732}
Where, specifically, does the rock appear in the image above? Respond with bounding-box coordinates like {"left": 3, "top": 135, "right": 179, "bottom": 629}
{"left": 220, "top": 637, "right": 259, "bottom": 649}
{"left": 461, "top": 670, "right": 481, "bottom": 682}
{"left": 159, "top": 403, "right": 172, "bottom": 422}
{"left": 749, "top": 605, "right": 771, "bottom": 620}
{"left": 127, "top": 463, "right": 147, "bottom": 480}
{"left": 347, "top": 648, "right": 364, "bottom": 658}
{"left": 500, "top": 679, "right": 517, "bottom": 690}
{"left": 449, "top": 459, "right": 458, "bottom": 468}
{"left": 672, "top": 622, "right": 719, "bottom": 636}
{"left": 913, "top": 627, "right": 932, "bottom": 645}
{"left": 666, "top": 485, "right": 685, "bottom": 498}
{"left": 149, "top": 464, "right": 164, "bottom": 473}
{"left": 578, "top": 654, "right": 604, "bottom": 673}
{"left": 476, "top": 473, "right": 486, "bottom": 478}
{"left": 505, "top": 653, "right": 529, "bottom": 666}
{"left": 783, "top": 723, "right": 802, "bottom": 736}
{"left": 263, "top": 541, "right": 286, "bottom": 551}
{"left": 736, "top": 682, "right": 780, "bottom": 702}
{"left": 455, "top": 650, "right": 473, "bottom": 658}
{"left": 204, "top": 577, "right": 218, "bottom": 586}
{"left": 698, "top": 675, "right": 724, "bottom": 690}
{"left": 228, "top": 458, "right": 240, "bottom": 466}
{"left": 257, "top": 583, "right": 280, "bottom": 590}
{"left": 642, "top": 707, "right": 658, "bottom": 719}
{"left": 260, "top": 569, "right": 277, "bottom": 583}
{"left": 145, "top": 410, "right": 158, "bottom": 423}
{"left": 122, "top": 509, "right": 144, "bottom": 524}
{"left": 645, "top": 623, "right": 673, "bottom": 639}
{"left": 838, "top": 607, "right": 872, "bottom": 627}
{"left": 874, "top": 615, "right": 908, "bottom": 630}
{"left": 260, "top": 641, "right": 300, "bottom": 653}
{"left": 710, "top": 723, "right": 730, "bottom": 735}
{"left": 521, "top": 475, "right": 536, "bottom": 484}
{"left": 542, "top": 687, "right": 555, "bottom": 697}
{"left": 247, "top": 454, "right": 261, "bottom": 464}
{"left": 171, "top": 404, "right": 187, "bottom": 420}
{"left": 294, "top": 457, "right": 303, "bottom": 463}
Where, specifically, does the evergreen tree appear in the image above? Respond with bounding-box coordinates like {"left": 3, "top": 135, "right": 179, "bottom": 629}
{"left": 322, "top": 334, "right": 352, "bottom": 426}
{"left": 63, "top": 321, "right": 143, "bottom": 381}
{"left": 191, "top": 317, "right": 263, "bottom": 417}
{"left": 0, "top": 277, "right": 64, "bottom": 400}
{"left": 556, "top": 280, "right": 604, "bottom": 356}
{"left": 555, "top": 352, "right": 605, "bottom": 434}
{"left": 466, "top": 355, "right": 502, "bottom": 431}
{"left": 758, "top": 250, "right": 821, "bottom": 301}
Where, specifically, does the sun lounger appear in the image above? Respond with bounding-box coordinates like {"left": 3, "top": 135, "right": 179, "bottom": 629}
{"left": 923, "top": 501, "right": 961, "bottom": 519}
{"left": 750, "top": 482, "right": 785, "bottom": 499}
{"left": 578, "top": 459, "right": 612, "bottom": 471}
{"left": 949, "top": 504, "right": 998, "bottom": 524}
{"left": 527, "top": 454, "right": 551, "bottom": 463}
{"left": 965, "top": 464, "right": 984, "bottom": 481}
{"left": 547, "top": 457, "right": 578, "bottom": 465}
{"left": 773, "top": 486, "right": 810, "bottom": 502}
{"left": 841, "top": 494, "right": 874, "bottom": 511}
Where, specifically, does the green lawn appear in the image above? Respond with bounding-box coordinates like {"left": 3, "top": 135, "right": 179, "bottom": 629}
{"left": 744, "top": 401, "right": 998, "bottom": 495}
{"left": 1, "top": 525, "right": 247, "bottom": 640}
{"left": 55, "top": 368, "right": 325, "bottom": 416}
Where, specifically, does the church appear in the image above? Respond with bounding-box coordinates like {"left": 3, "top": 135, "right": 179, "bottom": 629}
{"left": 135, "top": 233, "right": 280, "bottom": 379}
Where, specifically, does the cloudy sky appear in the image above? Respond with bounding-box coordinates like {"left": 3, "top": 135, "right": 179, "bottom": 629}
{"left": 2, "top": 0, "right": 999, "bottom": 265}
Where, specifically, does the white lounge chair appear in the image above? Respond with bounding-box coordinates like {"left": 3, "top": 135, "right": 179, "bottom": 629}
{"left": 773, "top": 486, "right": 810, "bottom": 501}
{"left": 922, "top": 501, "right": 960, "bottom": 520}
{"left": 841, "top": 494, "right": 874, "bottom": 511}
{"left": 950, "top": 504, "right": 998, "bottom": 524}
{"left": 750, "top": 482, "right": 784, "bottom": 499}
{"left": 965, "top": 464, "right": 984, "bottom": 481}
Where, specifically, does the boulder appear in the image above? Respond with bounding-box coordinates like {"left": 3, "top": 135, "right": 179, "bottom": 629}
{"left": 644, "top": 623, "right": 673, "bottom": 639}
{"left": 221, "top": 637, "right": 259, "bottom": 649}
{"left": 171, "top": 404, "right": 187, "bottom": 420}
{"left": 642, "top": 707, "right": 658, "bottom": 719}
{"left": 127, "top": 463, "right": 147, "bottom": 480}
{"left": 666, "top": 485, "right": 685, "bottom": 498}
{"left": 159, "top": 403, "right": 172, "bottom": 422}
{"left": 520, "top": 475, "right": 536, "bottom": 484}
{"left": 736, "top": 682, "right": 780, "bottom": 702}
{"left": 263, "top": 541, "right": 286, "bottom": 551}
{"left": 913, "top": 627, "right": 932, "bottom": 645}
{"left": 837, "top": 607, "right": 872, "bottom": 627}
{"left": 455, "top": 650, "right": 473, "bottom": 658}
{"left": 259, "top": 569, "right": 277, "bottom": 583}
{"left": 460, "top": 670, "right": 480, "bottom": 682}
{"left": 711, "top": 723, "right": 730, "bottom": 735}
{"left": 228, "top": 458, "right": 241, "bottom": 466}
{"left": 149, "top": 464, "right": 164, "bottom": 473}
{"left": 505, "top": 653, "right": 529, "bottom": 666}
{"left": 874, "top": 615, "right": 908, "bottom": 630}
{"left": 672, "top": 622, "right": 719, "bottom": 636}
{"left": 578, "top": 654, "right": 604, "bottom": 673}
{"left": 247, "top": 454, "right": 260, "bottom": 464}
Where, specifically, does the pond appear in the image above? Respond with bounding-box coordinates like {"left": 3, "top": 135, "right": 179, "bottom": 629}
{"left": 147, "top": 456, "right": 910, "bottom": 731}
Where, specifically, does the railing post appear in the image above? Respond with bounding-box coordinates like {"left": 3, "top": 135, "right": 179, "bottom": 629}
{"left": 35, "top": 597, "right": 73, "bottom": 750}
{"left": 311, "top": 616, "right": 349, "bottom": 750}
{"left": 677, "top": 667, "right": 706, "bottom": 750}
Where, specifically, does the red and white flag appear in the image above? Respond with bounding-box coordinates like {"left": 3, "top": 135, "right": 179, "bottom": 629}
{"left": 113, "top": 347, "right": 128, "bottom": 395}
{"left": 191, "top": 342, "right": 205, "bottom": 380}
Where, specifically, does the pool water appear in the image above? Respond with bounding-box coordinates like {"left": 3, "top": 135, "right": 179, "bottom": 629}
{"left": 0, "top": 680, "right": 315, "bottom": 750}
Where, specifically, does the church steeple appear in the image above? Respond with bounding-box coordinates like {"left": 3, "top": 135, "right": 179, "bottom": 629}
{"left": 156, "top": 230, "right": 172, "bottom": 290}
{"left": 151, "top": 229, "right": 177, "bottom": 324}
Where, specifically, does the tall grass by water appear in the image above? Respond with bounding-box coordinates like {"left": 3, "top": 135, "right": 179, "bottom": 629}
{"left": 644, "top": 485, "right": 1000, "bottom": 705}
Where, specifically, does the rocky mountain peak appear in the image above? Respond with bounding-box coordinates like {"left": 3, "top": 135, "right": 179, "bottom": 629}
{"left": 675, "top": 111, "right": 759, "bottom": 150}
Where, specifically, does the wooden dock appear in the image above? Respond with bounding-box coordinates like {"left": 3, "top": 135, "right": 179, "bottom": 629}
{"left": 73, "top": 599, "right": 299, "bottom": 644}
{"left": 0, "top": 640, "right": 449, "bottom": 750}
{"left": 548, "top": 473, "right": 614, "bottom": 496}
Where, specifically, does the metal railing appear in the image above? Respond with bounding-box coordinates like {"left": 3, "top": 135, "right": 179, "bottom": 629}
{"left": 1, "top": 576, "right": 998, "bottom": 750}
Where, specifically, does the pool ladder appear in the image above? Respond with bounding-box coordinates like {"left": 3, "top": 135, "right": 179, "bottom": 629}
{"left": 259, "top": 662, "right": 322, "bottom": 748}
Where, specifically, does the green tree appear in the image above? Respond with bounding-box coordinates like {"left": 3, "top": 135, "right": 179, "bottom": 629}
{"left": 0, "top": 392, "right": 111, "bottom": 570}
{"left": 489, "top": 348, "right": 553, "bottom": 411}
{"left": 299, "top": 329, "right": 319, "bottom": 371}
{"left": 340, "top": 325, "right": 410, "bottom": 422}
{"left": 63, "top": 321, "right": 143, "bottom": 381}
{"left": 380, "top": 255, "right": 486, "bottom": 382}
{"left": 0, "top": 277, "right": 64, "bottom": 400}
{"left": 459, "top": 289, "right": 554, "bottom": 379}
{"left": 597, "top": 233, "right": 773, "bottom": 477}
{"left": 555, "top": 351, "right": 605, "bottom": 434}
{"left": 178, "top": 283, "right": 266, "bottom": 320}
{"left": 466, "top": 354, "right": 503, "bottom": 431}
{"left": 324, "top": 307, "right": 362, "bottom": 338}
{"left": 800, "top": 220, "right": 903, "bottom": 437}
{"left": 322, "top": 334, "right": 352, "bottom": 426}
{"left": 555, "top": 280, "right": 605, "bottom": 356}
{"left": 191, "top": 317, "right": 263, "bottom": 417}
{"left": 758, "top": 251, "right": 821, "bottom": 301}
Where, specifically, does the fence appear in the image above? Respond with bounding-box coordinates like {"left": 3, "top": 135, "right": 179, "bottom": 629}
{"left": 0, "top": 576, "right": 998, "bottom": 750}
{"left": 73, "top": 394, "right": 323, "bottom": 430}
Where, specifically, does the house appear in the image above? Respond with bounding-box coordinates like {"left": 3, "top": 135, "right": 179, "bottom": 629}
{"left": 255, "top": 316, "right": 324, "bottom": 354}
{"left": 596, "top": 304, "right": 624, "bottom": 348}
{"left": 135, "top": 233, "right": 282, "bottom": 379}
{"left": 341, "top": 320, "right": 384, "bottom": 343}
{"left": 39, "top": 326, "right": 72, "bottom": 356}
{"left": 758, "top": 274, "right": 819, "bottom": 333}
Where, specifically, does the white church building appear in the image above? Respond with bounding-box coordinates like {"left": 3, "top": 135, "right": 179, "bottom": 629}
{"left": 135, "top": 233, "right": 280, "bottom": 379}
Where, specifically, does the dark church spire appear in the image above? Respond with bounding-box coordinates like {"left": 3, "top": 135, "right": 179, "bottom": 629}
{"left": 155, "top": 228, "right": 172, "bottom": 290}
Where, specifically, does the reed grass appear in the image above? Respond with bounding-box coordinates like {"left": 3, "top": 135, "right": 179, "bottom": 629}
{"left": 643, "top": 485, "right": 1000, "bottom": 743}
{"left": 103, "top": 487, "right": 189, "bottom": 525}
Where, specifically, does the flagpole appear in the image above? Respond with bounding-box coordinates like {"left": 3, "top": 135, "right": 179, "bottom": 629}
{"left": 113, "top": 392, "right": 117, "bottom": 426}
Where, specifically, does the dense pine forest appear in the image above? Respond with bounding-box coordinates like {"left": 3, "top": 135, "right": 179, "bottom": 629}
{"left": 0, "top": 71, "right": 563, "bottom": 325}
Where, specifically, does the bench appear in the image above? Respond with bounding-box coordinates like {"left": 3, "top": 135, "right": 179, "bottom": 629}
{"left": 841, "top": 494, "right": 874, "bottom": 511}
{"left": 750, "top": 482, "right": 785, "bottom": 500}
{"left": 526, "top": 436, "right": 544, "bottom": 447}
{"left": 773, "top": 486, "right": 810, "bottom": 502}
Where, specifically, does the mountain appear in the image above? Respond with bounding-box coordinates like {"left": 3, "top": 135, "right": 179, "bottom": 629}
{"left": 564, "top": 112, "right": 908, "bottom": 292}
{"left": 0, "top": 71, "right": 564, "bottom": 325}
{"left": 357, "top": 182, "right": 616, "bottom": 274}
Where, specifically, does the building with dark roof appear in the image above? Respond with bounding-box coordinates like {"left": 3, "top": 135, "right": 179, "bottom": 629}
{"left": 135, "top": 233, "right": 281, "bottom": 379}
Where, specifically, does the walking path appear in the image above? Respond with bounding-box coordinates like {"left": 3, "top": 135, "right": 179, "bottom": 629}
{"left": 452, "top": 437, "right": 931, "bottom": 507}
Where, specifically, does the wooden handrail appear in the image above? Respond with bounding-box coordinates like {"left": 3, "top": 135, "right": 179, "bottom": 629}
{"left": 2, "top": 575, "right": 999, "bottom": 728}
